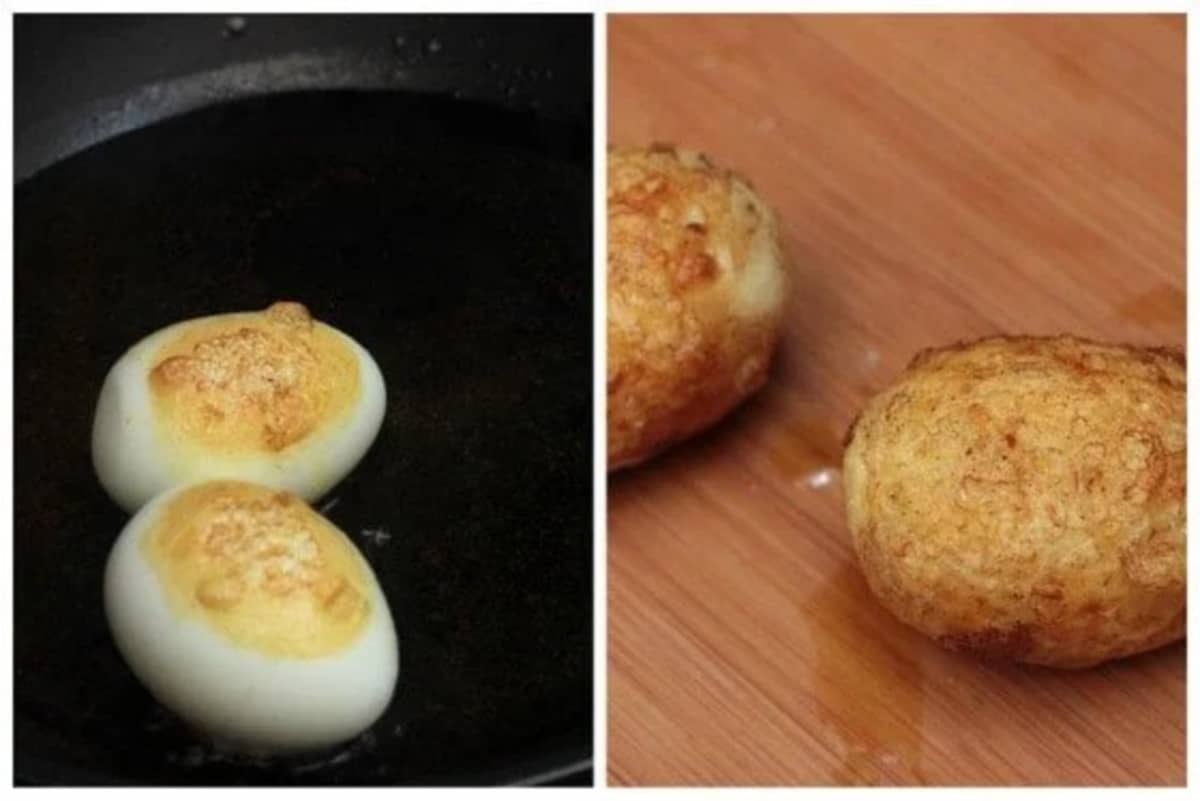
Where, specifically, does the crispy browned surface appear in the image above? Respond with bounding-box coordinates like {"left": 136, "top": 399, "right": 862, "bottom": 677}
{"left": 149, "top": 301, "right": 361, "bottom": 454}
{"left": 146, "top": 480, "right": 371, "bottom": 659}
{"left": 607, "top": 145, "right": 788, "bottom": 469}
{"left": 843, "top": 335, "right": 1186, "bottom": 668}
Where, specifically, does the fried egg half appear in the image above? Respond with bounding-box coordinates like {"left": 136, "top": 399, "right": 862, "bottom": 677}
{"left": 104, "top": 480, "right": 399, "bottom": 753}
{"left": 92, "top": 301, "right": 386, "bottom": 512}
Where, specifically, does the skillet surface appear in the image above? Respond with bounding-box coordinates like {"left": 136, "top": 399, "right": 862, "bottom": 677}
{"left": 14, "top": 91, "right": 592, "bottom": 785}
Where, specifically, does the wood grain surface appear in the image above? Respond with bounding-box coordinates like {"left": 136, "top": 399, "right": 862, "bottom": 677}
{"left": 607, "top": 14, "right": 1186, "bottom": 786}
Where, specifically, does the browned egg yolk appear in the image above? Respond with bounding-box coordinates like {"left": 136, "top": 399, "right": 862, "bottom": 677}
{"left": 149, "top": 301, "right": 360, "bottom": 454}
{"left": 143, "top": 480, "right": 372, "bottom": 658}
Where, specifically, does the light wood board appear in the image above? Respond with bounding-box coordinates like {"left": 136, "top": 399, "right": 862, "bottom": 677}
{"left": 608, "top": 14, "right": 1186, "bottom": 786}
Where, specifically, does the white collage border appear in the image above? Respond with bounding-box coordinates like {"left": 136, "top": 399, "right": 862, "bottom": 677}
{"left": 1, "top": 2, "right": 1195, "bottom": 796}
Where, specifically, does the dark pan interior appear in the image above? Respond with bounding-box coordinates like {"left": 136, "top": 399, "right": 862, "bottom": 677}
{"left": 14, "top": 90, "right": 592, "bottom": 785}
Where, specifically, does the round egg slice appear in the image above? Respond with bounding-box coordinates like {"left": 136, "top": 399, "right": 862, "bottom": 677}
{"left": 92, "top": 301, "right": 386, "bottom": 512}
{"left": 104, "top": 479, "right": 399, "bottom": 754}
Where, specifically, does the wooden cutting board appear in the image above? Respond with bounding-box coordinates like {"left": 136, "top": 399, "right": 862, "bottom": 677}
{"left": 607, "top": 14, "right": 1186, "bottom": 786}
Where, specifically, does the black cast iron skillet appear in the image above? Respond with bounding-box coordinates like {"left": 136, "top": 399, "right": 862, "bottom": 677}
{"left": 14, "top": 14, "right": 593, "bottom": 786}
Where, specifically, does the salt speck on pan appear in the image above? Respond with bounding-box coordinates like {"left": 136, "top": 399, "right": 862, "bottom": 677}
{"left": 319, "top": 496, "right": 341, "bottom": 514}
{"left": 223, "top": 16, "right": 247, "bottom": 38}
{"left": 805, "top": 467, "right": 840, "bottom": 490}
{"left": 360, "top": 526, "right": 392, "bottom": 546}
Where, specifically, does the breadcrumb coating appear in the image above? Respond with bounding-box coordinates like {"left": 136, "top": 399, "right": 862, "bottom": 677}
{"left": 843, "top": 336, "right": 1185, "bottom": 667}
{"left": 149, "top": 302, "right": 360, "bottom": 454}
{"left": 145, "top": 480, "right": 371, "bottom": 658}
{"left": 608, "top": 145, "right": 788, "bottom": 469}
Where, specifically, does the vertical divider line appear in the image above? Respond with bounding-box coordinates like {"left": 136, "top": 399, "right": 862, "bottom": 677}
{"left": 592, "top": 7, "right": 609, "bottom": 789}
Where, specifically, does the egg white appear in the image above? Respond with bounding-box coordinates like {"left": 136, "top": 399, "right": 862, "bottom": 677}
{"left": 92, "top": 309, "right": 386, "bottom": 512}
{"left": 104, "top": 483, "right": 399, "bottom": 754}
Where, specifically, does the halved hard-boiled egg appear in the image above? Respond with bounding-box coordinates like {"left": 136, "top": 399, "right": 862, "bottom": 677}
{"left": 104, "top": 479, "right": 399, "bottom": 753}
{"left": 92, "top": 301, "right": 385, "bottom": 512}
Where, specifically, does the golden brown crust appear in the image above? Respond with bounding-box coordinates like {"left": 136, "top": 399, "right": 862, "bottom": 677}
{"left": 607, "top": 145, "right": 788, "bottom": 469}
{"left": 843, "top": 335, "right": 1186, "bottom": 668}
{"left": 149, "top": 301, "right": 361, "bottom": 455}
{"left": 145, "top": 480, "right": 371, "bottom": 658}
